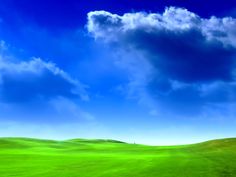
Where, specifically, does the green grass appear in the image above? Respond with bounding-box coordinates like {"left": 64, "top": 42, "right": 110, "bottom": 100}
{"left": 0, "top": 137, "right": 236, "bottom": 177}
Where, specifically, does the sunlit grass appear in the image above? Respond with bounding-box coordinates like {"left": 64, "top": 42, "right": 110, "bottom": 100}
{"left": 0, "top": 137, "right": 236, "bottom": 177}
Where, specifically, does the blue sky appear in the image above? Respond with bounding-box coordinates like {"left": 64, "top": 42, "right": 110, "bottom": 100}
{"left": 0, "top": 0, "right": 236, "bottom": 145}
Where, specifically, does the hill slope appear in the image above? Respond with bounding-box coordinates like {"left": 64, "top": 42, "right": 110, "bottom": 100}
{"left": 0, "top": 137, "right": 236, "bottom": 177}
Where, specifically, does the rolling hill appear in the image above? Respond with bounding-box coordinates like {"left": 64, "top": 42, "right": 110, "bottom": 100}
{"left": 0, "top": 137, "right": 236, "bottom": 177}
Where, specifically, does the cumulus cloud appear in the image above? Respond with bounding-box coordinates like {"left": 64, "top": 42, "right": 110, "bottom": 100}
{"left": 87, "top": 7, "right": 236, "bottom": 115}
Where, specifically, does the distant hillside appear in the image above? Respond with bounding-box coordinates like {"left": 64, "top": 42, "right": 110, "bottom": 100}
{"left": 0, "top": 137, "right": 236, "bottom": 177}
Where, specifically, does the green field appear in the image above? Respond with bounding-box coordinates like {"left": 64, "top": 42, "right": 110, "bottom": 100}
{"left": 0, "top": 137, "right": 236, "bottom": 177}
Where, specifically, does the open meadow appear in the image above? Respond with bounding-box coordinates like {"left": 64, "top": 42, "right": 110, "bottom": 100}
{"left": 0, "top": 138, "right": 236, "bottom": 177}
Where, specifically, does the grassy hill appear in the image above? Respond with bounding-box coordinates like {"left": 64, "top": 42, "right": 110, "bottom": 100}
{"left": 0, "top": 137, "right": 236, "bottom": 177}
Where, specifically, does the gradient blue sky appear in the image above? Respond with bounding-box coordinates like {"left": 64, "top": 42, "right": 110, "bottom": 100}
{"left": 0, "top": 0, "right": 236, "bottom": 145}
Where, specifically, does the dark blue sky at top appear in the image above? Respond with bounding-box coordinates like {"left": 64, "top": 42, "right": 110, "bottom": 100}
{"left": 1, "top": 0, "right": 236, "bottom": 30}
{"left": 0, "top": 0, "right": 235, "bottom": 70}
{"left": 0, "top": 0, "right": 236, "bottom": 144}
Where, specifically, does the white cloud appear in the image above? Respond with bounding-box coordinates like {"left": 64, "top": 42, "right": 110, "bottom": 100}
{"left": 87, "top": 7, "right": 236, "bottom": 116}
{"left": 87, "top": 7, "right": 236, "bottom": 47}
{"left": 0, "top": 40, "right": 91, "bottom": 123}
{"left": 0, "top": 42, "right": 89, "bottom": 102}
